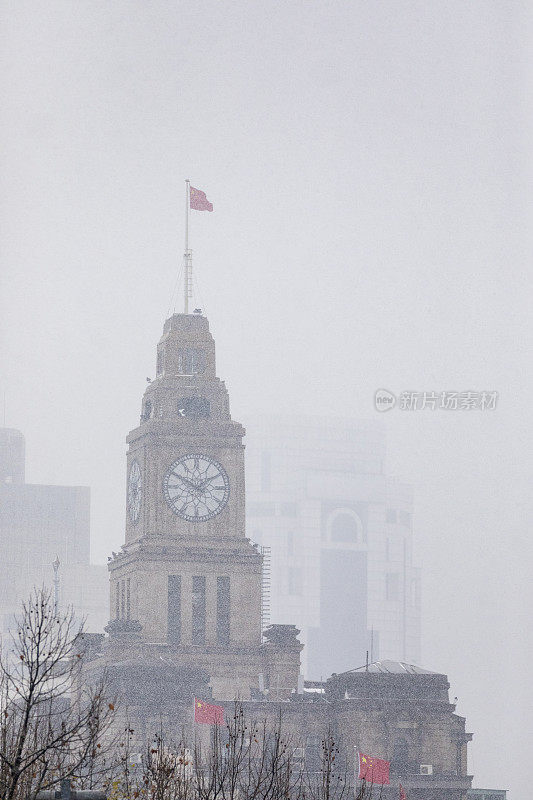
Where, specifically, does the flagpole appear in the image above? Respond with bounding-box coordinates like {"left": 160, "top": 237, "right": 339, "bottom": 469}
{"left": 192, "top": 695, "right": 198, "bottom": 768}
{"left": 184, "top": 179, "right": 191, "bottom": 315}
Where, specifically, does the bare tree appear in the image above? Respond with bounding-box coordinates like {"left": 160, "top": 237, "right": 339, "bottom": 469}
{"left": 105, "top": 725, "right": 195, "bottom": 800}
{"left": 193, "top": 704, "right": 304, "bottom": 800}
{"left": 105, "top": 705, "right": 302, "bottom": 800}
{"left": 106, "top": 704, "right": 382, "bottom": 800}
{"left": 0, "top": 589, "right": 116, "bottom": 800}
{"left": 303, "top": 729, "right": 349, "bottom": 800}
{"left": 142, "top": 732, "right": 195, "bottom": 800}
{"left": 303, "top": 729, "right": 378, "bottom": 800}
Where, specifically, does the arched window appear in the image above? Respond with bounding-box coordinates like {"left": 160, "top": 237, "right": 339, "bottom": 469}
{"left": 331, "top": 513, "right": 359, "bottom": 543}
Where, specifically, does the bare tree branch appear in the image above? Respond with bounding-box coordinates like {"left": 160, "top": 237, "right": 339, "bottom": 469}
{"left": 0, "top": 589, "right": 116, "bottom": 800}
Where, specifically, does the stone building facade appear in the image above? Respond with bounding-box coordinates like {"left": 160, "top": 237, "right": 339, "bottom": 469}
{"left": 83, "top": 312, "right": 472, "bottom": 800}
{"left": 89, "top": 313, "right": 302, "bottom": 701}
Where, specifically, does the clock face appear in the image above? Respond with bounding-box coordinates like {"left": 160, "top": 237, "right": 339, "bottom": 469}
{"left": 127, "top": 460, "right": 142, "bottom": 523}
{"left": 163, "top": 454, "right": 230, "bottom": 522}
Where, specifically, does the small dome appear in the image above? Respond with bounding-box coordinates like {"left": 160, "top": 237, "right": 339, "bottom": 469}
{"left": 350, "top": 659, "right": 437, "bottom": 675}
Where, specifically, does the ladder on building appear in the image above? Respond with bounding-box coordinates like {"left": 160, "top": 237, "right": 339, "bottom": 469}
{"left": 184, "top": 249, "right": 193, "bottom": 310}
{"left": 260, "top": 545, "right": 271, "bottom": 637}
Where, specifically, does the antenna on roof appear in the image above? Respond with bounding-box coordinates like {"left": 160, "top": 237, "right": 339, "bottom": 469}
{"left": 365, "top": 651, "right": 369, "bottom": 672}
{"left": 52, "top": 556, "right": 60, "bottom": 616}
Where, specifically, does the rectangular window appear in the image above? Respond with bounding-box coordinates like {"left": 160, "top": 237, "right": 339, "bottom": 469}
{"left": 120, "top": 580, "right": 125, "bottom": 619}
{"left": 178, "top": 348, "right": 205, "bottom": 375}
{"left": 411, "top": 578, "right": 420, "bottom": 606}
{"left": 115, "top": 582, "right": 120, "bottom": 619}
{"left": 287, "top": 531, "right": 294, "bottom": 556}
{"left": 288, "top": 567, "right": 303, "bottom": 596}
{"left": 192, "top": 576, "right": 206, "bottom": 645}
{"left": 280, "top": 502, "right": 298, "bottom": 517}
{"left": 217, "top": 576, "right": 230, "bottom": 645}
{"left": 191, "top": 349, "right": 205, "bottom": 374}
{"left": 156, "top": 348, "right": 164, "bottom": 375}
{"left": 260, "top": 451, "right": 271, "bottom": 491}
{"left": 399, "top": 510, "right": 411, "bottom": 528}
{"left": 386, "top": 573, "right": 400, "bottom": 601}
{"left": 168, "top": 575, "right": 182, "bottom": 644}
{"left": 305, "top": 736, "right": 321, "bottom": 771}
{"left": 126, "top": 578, "right": 131, "bottom": 620}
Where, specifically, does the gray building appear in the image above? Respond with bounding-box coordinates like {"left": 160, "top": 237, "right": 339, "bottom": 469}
{"left": 0, "top": 428, "right": 108, "bottom": 634}
{"left": 82, "top": 312, "right": 472, "bottom": 800}
{"left": 244, "top": 415, "right": 421, "bottom": 679}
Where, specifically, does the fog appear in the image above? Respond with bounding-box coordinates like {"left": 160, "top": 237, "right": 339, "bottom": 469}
{"left": 1, "top": 2, "right": 532, "bottom": 797}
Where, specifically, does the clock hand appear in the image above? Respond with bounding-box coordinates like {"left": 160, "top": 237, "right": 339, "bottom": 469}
{"left": 197, "top": 476, "right": 218, "bottom": 490}
{"left": 178, "top": 476, "right": 199, "bottom": 491}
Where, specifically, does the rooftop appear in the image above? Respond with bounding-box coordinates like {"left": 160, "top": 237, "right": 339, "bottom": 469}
{"left": 326, "top": 661, "right": 450, "bottom": 703}
{"left": 345, "top": 660, "right": 437, "bottom": 675}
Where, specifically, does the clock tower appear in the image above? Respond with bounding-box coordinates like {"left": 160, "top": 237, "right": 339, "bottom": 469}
{"left": 125, "top": 312, "right": 245, "bottom": 546}
{"left": 104, "top": 313, "right": 301, "bottom": 702}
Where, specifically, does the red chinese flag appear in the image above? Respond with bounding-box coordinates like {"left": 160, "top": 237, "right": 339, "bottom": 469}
{"left": 190, "top": 186, "right": 213, "bottom": 211}
{"left": 399, "top": 784, "right": 407, "bottom": 800}
{"left": 357, "top": 752, "right": 390, "bottom": 785}
{"left": 194, "top": 698, "right": 224, "bottom": 725}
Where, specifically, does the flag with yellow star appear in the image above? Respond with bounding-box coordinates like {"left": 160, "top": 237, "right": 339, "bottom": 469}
{"left": 194, "top": 697, "right": 224, "bottom": 725}
{"left": 357, "top": 752, "right": 390, "bottom": 785}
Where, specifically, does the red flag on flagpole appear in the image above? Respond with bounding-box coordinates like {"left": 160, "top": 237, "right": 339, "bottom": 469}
{"left": 399, "top": 784, "right": 407, "bottom": 800}
{"left": 190, "top": 186, "right": 213, "bottom": 211}
{"left": 357, "top": 752, "right": 390, "bottom": 785}
{"left": 194, "top": 698, "right": 224, "bottom": 725}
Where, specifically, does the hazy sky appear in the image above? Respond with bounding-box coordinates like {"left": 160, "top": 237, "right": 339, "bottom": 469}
{"left": 1, "top": 2, "right": 532, "bottom": 796}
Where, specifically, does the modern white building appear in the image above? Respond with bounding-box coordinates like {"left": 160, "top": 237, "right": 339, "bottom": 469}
{"left": 243, "top": 415, "right": 421, "bottom": 679}
{"left": 0, "top": 428, "right": 108, "bottom": 636}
